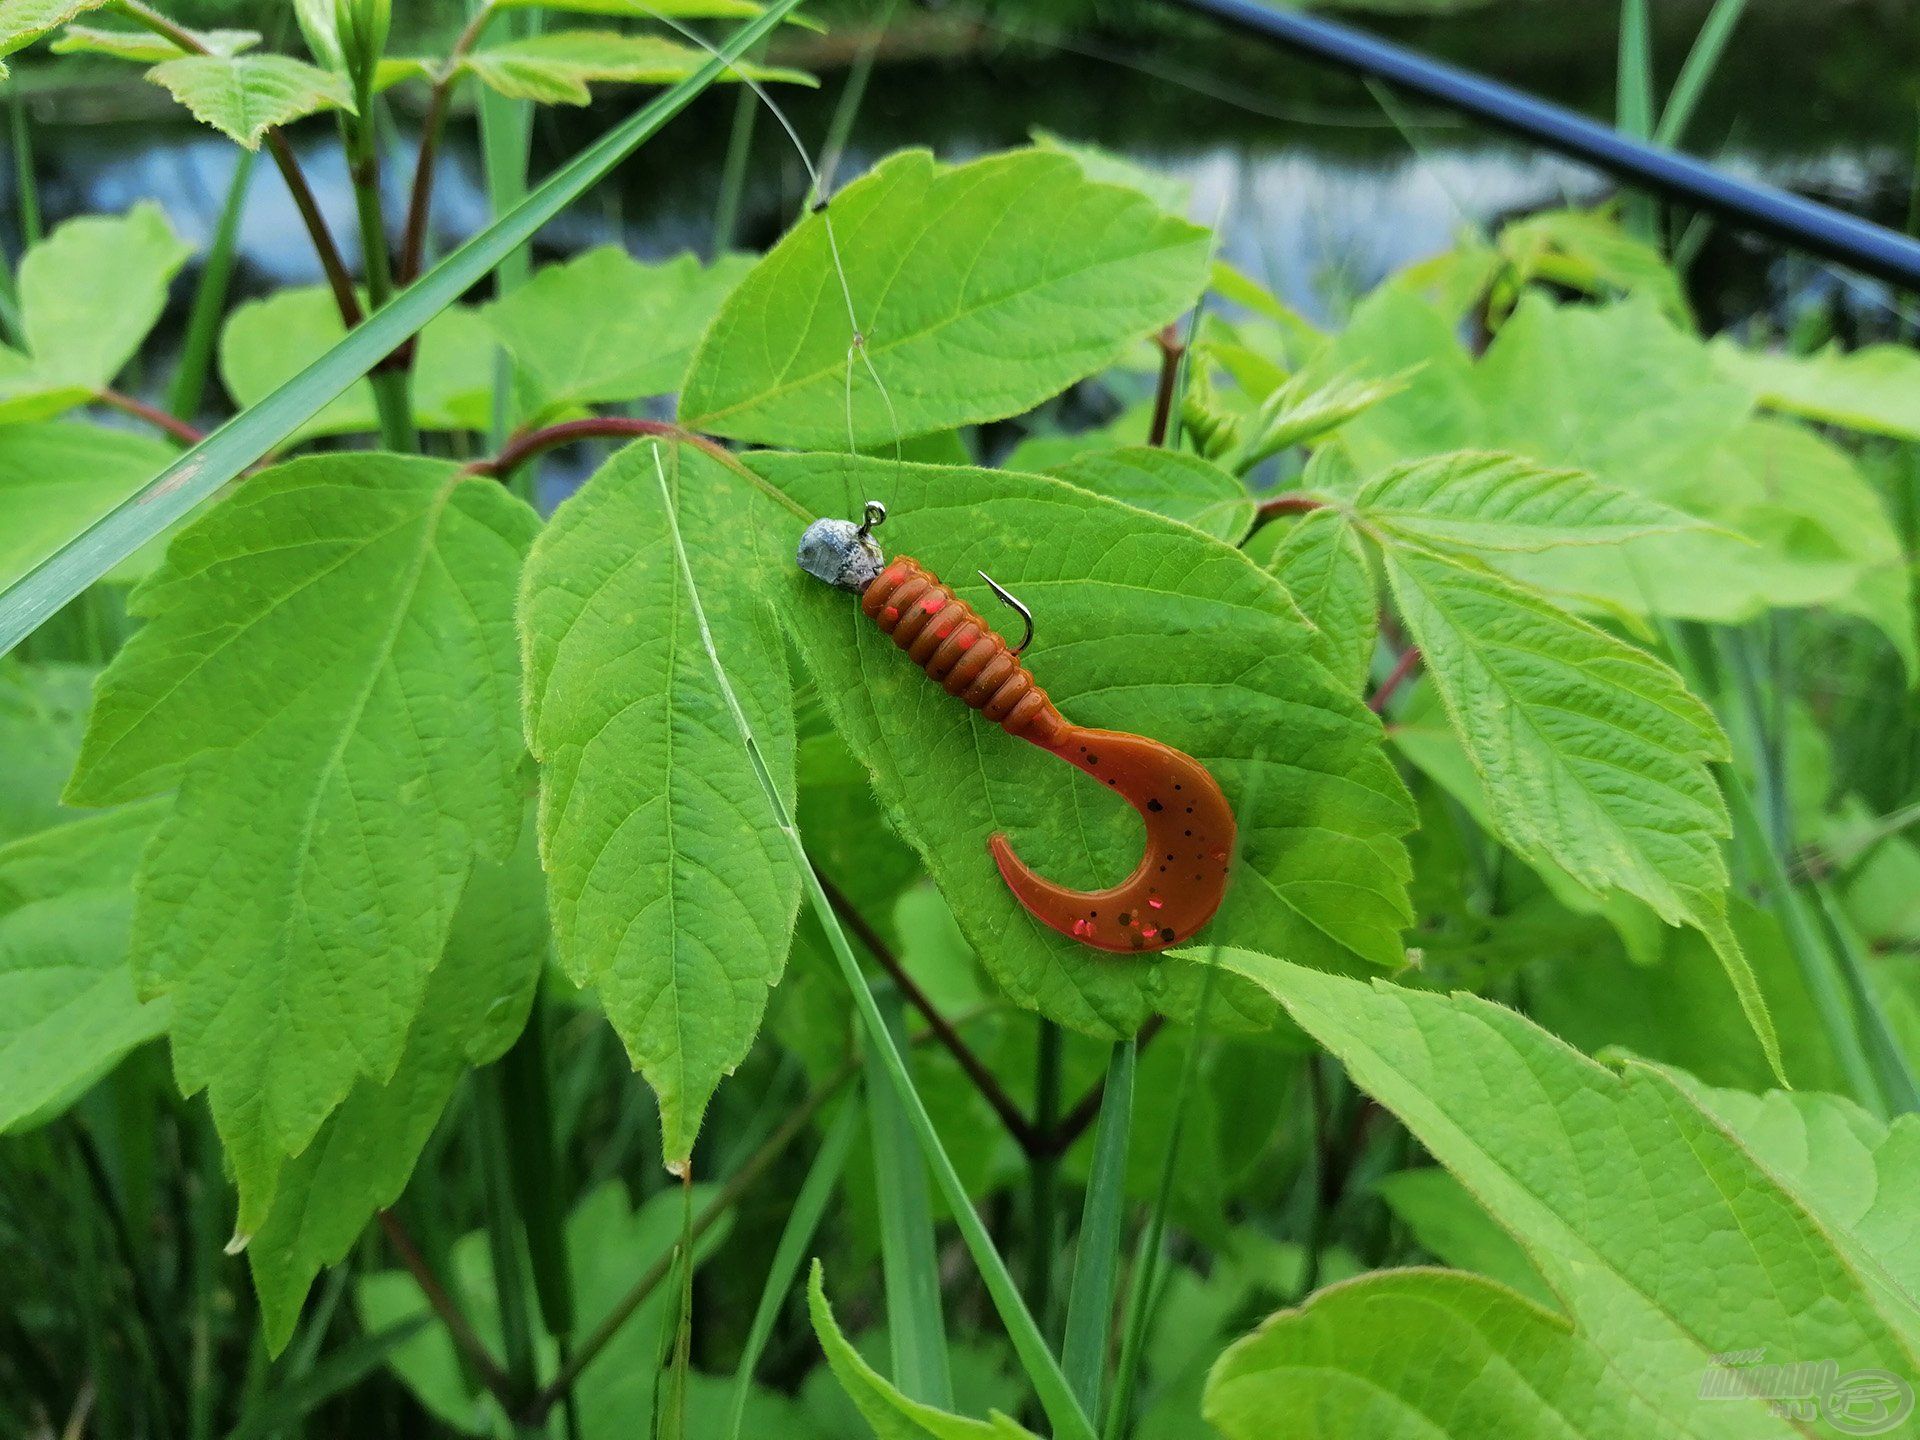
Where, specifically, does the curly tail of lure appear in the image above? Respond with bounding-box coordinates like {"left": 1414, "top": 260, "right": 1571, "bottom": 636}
{"left": 796, "top": 504, "right": 1236, "bottom": 954}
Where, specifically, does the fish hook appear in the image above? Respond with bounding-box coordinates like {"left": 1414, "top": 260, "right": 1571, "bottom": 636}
{"left": 794, "top": 505, "right": 1236, "bottom": 953}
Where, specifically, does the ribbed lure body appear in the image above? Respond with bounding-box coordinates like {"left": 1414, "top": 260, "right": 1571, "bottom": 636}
{"left": 859, "top": 556, "right": 1235, "bottom": 953}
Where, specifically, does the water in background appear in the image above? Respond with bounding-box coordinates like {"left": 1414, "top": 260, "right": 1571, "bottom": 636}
{"left": 11, "top": 0, "right": 1919, "bottom": 392}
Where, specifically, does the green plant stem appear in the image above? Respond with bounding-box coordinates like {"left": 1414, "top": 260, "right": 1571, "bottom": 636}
{"left": 474, "top": 1068, "right": 541, "bottom": 1427}
{"left": 9, "top": 80, "right": 39, "bottom": 248}
{"left": 343, "top": 103, "right": 416, "bottom": 447}
{"left": 522, "top": 1060, "right": 857, "bottom": 1425}
{"left": 709, "top": 81, "right": 759, "bottom": 260}
{"left": 1029, "top": 1020, "right": 1065, "bottom": 1328}
{"left": 866, "top": 983, "right": 955, "bottom": 1408}
{"left": 168, "top": 148, "right": 256, "bottom": 421}
{"left": 497, "top": 998, "right": 575, "bottom": 1342}
{"left": 724, "top": 1102, "right": 860, "bottom": 1440}
{"left": 1061, "top": 1039, "right": 1135, "bottom": 1425}
{"left": 1655, "top": 0, "right": 1750, "bottom": 147}
{"left": 1105, "top": 978, "right": 1215, "bottom": 1440}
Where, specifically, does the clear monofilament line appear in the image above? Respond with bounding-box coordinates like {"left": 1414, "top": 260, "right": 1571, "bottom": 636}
{"left": 639, "top": 6, "right": 904, "bottom": 458}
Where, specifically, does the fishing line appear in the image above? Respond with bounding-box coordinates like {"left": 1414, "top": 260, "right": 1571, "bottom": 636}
{"left": 639, "top": 6, "right": 904, "bottom": 461}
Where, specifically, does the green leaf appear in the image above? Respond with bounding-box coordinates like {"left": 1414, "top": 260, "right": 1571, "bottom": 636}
{"left": 0, "top": 0, "right": 107, "bottom": 73}
{"left": 460, "top": 31, "right": 809, "bottom": 106}
{"left": 1713, "top": 338, "right": 1920, "bottom": 442}
{"left": 145, "top": 53, "right": 355, "bottom": 149}
{"left": 0, "top": 660, "right": 95, "bottom": 842}
{"left": 0, "top": 423, "right": 174, "bottom": 593}
{"left": 0, "top": 801, "right": 169, "bottom": 1133}
{"left": 1246, "top": 508, "right": 1376, "bottom": 694}
{"left": 808, "top": 1264, "right": 1042, "bottom": 1440}
{"left": 3, "top": 202, "right": 192, "bottom": 403}
{"left": 482, "top": 247, "right": 754, "bottom": 423}
{"left": 1343, "top": 450, "right": 1706, "bottom": 554}
{"left": 520, "top": 440, "right": 799, "bottom": 1165}
{"left": 761, "top": 453, "right": 1413, "bottom": 1038}
{"left": 66, "top": 455, "right": 537, "bottom": 1231}
{"left": 52, "top": 22, "right": 258, "bottom": 61}
{"left": 218, "top": 287, "right": 493, "bottom": 438}
{"left": 683, "top": 148, "right": 1212, "bottom": 448}
{"left": 248, "top": 813, "right": 546, "bottom": 1353}
{"left": 1202, "top": 950, "right": 1920, "bottom": 1439}
{"left": 1045, "top": 446, "right": 1255, "bottom": 544}
{"left": 1374, "top": 542, "right": 1778, "bottom": 1075}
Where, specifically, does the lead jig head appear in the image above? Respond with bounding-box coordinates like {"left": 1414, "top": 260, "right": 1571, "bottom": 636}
{"left": 795, "top": 502, "right": 1236, "bottom": 953}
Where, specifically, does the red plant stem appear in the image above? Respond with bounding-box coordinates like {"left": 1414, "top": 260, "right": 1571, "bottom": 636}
{"left": 1255, "top": 493, "right": 1326, "bottom": 520}
{"left": 399, "top": 8, "right": 496, "bottom": 287}
{"left": 377, "top": 1210, "right": 517, "bottom": 1407}
{"left": 1369, "top": 646, "right": 1423, "bottom": 714}
{"left": 96, "top": 388, "right": 206, "bottom": 448}
{"left": 466, "top": 418, "right": 739, "bottom": 480}
{"left": 1147, "top": 324, "right": 1185, "bottom": 448}
{"left": 819, "top": 873, "right": 1044, "bottom": 1155}
{"left": 265, "top": 130, "right": 367, "bottom": 332}
{"left": 398, "top": 78, "right": 454, "bottom": 288}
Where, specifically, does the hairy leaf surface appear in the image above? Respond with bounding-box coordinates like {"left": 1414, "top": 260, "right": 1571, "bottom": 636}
{"left": 1376, "top": 542, "right": 1776, "bottom": 1071}
{"left": 683, "top": 149, "right": 1211, "bottom": 447}
{"left": 0, "top": 0, "right": 107, "bottom": 73}
{"left": 520, "top": 440, "right": 798, "bottom": 1164}
{"left": 1046, "top": 447, "right": 1254, "bottom": 544}
{"left": 761, "top": 453, "right": 1414, "bottom": 1037}
{"left": 67, "top": 455, "right": 536, "bottom": 1228}
{"left": 1245, "top": 508, "right": 1376, "bottom": 694}
{"left": 146, "top": 53, "right": 354, "bottom": 148}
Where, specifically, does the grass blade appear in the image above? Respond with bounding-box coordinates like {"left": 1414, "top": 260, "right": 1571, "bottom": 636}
{"left": 1615, "top": 0, "right": 1656, "bottom": 236}
{"left": 1061, "top": 1040, "right": 1135, "bottom": 1424}
{"left": 168, "top": 148, "right": 256, "bottom": 422}
{"left": 652, "top": 445, "right": 1098, "bottom": 1440}
{"left": 725, "top": 1102, "right": 860, "bottom": 1440}
{"left": 864, "top": 983, "right": 954, "bottom": 1407}
{"left": 1103, "top": 988, "right": 1212, "bottom": 1440}
{"left": 1655, "top": 0, "right": 1750, "bottom": 148}
{"left": 0, "top": 0, "right": 806, "bottom": 659}
{"left": 226, "top": 1317, "right": 430, "bottom": 1440}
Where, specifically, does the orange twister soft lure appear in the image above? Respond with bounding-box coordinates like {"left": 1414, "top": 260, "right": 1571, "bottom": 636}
{"left": 797, "top": 502, "right": 1236, "bottom": 953}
